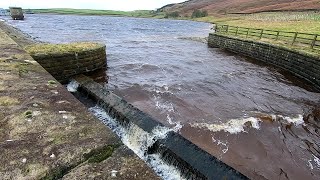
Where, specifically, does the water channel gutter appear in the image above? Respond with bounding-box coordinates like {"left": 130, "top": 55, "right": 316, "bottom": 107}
{"left": 72, "top": 74, "right": 248, "bottom": 180}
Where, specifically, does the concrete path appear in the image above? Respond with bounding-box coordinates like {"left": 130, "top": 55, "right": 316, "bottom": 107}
{"left": 0, "top": 27, "right": 159, "bottom": 179}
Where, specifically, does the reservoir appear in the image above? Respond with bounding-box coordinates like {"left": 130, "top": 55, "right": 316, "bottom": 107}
{"left": 6, "top": 14, "right": 320, "bottom": 180}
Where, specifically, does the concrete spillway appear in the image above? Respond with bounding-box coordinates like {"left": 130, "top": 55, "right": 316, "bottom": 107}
{"left": 70, "top": 75, "right": 248, "bottom": 180}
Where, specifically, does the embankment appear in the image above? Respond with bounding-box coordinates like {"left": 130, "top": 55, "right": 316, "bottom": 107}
{"left": 208, "top": 33, "right": 320, "bottom": 90}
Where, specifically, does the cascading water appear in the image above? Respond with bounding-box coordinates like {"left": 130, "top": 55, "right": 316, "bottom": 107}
{"left": 67, "top": 80, "right": 79, "bottom": 92}
{"left": 89, "top": 106, "right": 186, "bottom": 180}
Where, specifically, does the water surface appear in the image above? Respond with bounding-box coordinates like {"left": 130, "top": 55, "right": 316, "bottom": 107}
{"left": 6, "top": 14, "right": 320, "bottom": 180}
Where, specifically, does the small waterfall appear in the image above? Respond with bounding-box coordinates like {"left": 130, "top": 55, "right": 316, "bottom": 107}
{"left": 89, "top": 106, "right": 186, "bottom": 180}
{"left": 68, "top": 78, "right": 248, "bottom": 180}
{"left": 67, "top": 80, "right": 79, "bottom": 92}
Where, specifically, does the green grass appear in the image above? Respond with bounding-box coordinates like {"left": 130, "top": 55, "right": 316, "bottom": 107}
{"left": 193, "top": 11, "right": 320, "bottom": 34}
{"left": 31, "top": 8, "right": 157, "bottom": 18}
{"left": 198, "top": 11, "right": 320, "bottom": 56}
{"left": 24, "top": 42, "right": 102, "bottom": 55}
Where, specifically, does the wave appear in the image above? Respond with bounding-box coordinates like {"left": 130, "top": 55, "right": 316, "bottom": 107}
{"left": 190, "top": 114, "right": 305, "bottom": 134}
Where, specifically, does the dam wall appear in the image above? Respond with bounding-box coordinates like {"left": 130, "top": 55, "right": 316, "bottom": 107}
{"left": 208, "top": 33, "right": 320, "bottom": 90}
{"left": 25, "top": 43, "right": 106, "bottom": 84}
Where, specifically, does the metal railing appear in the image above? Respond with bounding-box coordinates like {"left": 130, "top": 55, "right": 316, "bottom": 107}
{"left": 214, "top": 24, "right": 320, "bottom": 50}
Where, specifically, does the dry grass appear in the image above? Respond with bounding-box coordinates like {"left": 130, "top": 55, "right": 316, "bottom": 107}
{"left": 196, "top": 11, "right": 320, "bottom": 34}
{"left": 0, "top": 96, "right": 19, "bottom": 106}
{"left": 24, "top": 42, "right": 102, "bottom": 55}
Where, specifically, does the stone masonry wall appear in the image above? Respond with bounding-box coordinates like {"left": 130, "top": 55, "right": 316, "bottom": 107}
{"left": 208, "top": 33, "right": 320, "bottom": 90}
{"left": 29, "top": 44, "right": 106, "bottom": 84}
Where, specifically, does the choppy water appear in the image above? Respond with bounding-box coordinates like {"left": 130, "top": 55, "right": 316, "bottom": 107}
{"left": 5, "top": 14, "right": 320, "bottom": 180}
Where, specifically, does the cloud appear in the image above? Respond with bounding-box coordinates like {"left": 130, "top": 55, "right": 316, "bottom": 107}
{"left": 0, "top": 0, "right": 186, "bottom": 11}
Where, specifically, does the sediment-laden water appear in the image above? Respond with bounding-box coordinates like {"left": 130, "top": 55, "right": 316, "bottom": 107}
{"left": 5, "top": 14, "right": 320, "bottom": 180}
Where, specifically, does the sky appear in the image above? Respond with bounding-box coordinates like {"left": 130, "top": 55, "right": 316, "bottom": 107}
{"left": 0, "top": 0, "right": 186, "bottom": 11}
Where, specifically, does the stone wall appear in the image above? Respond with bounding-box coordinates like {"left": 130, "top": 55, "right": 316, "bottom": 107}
{"left": 27, "top": 43, "right": 106, "bottom": 84}
{"left": 208, "top": 33, "right": 320, "bottom": 90}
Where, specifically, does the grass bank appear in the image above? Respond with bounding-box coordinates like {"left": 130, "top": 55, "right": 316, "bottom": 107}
{"left": 31, "top": 8, "right": 160, "bottom": 18}
{"left": 194, "top": 11, "right": 320, "bottom": 34}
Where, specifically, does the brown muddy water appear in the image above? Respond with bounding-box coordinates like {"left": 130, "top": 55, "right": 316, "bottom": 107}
{"left": 4, "top": 14, "right": 320, "bottom": 180}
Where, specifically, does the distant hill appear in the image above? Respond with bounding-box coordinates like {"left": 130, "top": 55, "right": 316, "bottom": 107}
{"left": 158, "top": 0, "right": 320, "bottom": 15}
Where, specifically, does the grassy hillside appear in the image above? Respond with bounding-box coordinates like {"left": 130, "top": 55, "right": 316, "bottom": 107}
{"left": 160, "top": 0, "right": 320, "bottom": 15}
{"left": 31, "top": 8, "right": 156, "bottom": 17}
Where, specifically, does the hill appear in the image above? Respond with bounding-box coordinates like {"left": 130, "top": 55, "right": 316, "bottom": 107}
{"left": 159, "top": 0, "right": 320, "bottom": 15}
{"left": 31, "top": 8, "right": 154, "bottom": 17}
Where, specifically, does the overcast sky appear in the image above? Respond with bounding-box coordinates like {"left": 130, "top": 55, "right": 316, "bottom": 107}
{"left": 0, "top": 0, "right": 185, "bottom": 11}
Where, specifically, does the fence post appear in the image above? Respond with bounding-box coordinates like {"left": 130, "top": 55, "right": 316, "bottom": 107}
{"left": 292, "top": 32, "right": 298, "bottom": 45}
{"left": 235, "top": 26, "right": 239, "bottom": 36}
{"left": 246, "top": 28, "right": 250, "bottom": 38}
{"left": 212, "top": 24, "right": 217, "bottom": 33}
{"left": 225, "top": 25, "right": 229, "bottom": 33}
{"left": 259, "top": 29, "right": 264, "bottom": 39}
{"left": 276, "top": 31, "right": 280, "bottom": 41}
{"left": 311, "top": 35, "right": 317, "bottom": 49}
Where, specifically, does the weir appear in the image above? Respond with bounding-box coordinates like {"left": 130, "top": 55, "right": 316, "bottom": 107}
{"left": 70, "top": 75, "right": 248, "bottom": 179}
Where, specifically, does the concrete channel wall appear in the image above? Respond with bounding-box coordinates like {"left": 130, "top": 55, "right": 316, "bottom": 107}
{"left": 28, "top": 44, "right": 106, "bottom": 84}
{"left": 208, "top": 33, "right": 320, "bottom": 90}
{"left": 73, "top": 75, "right": 248, "bottom": 180}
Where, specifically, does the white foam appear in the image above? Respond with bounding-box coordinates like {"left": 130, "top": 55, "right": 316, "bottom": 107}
{"left": 313, "top": 154, "right": 320, "bottom": 170}
{"left": 155, "top": 100, "right": 174, "bottom": 112}
{"left": 257, "top": 113, "right": 304, "bottom": 126}
{"left": 212, "top": 136, "right": 229, "bottom": 155}
{"left": 166, "top": 114, "right": 183, "bottom": 132}
{"left": 190, "top": 117, "right": 261, "bottom": 134}
{"left": 67, "top": 80, "right": 79, "bottom": 92}
{"left": 167, "top": 114, "right": 174, "bottom": 125}
{"left": 308, "top": 160, "right": 314, "bottom": 170}
{"left": 307, "top": 154, "right": 320, "bottom": 171}
{"left": 190, "top": 113, "right": 305, "bottom": 134}
{"left": 281, "top": 115, "right": 304, "bottom": 126}
{"left": 89, "top": 106, "right": 185, "bottom": 180}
